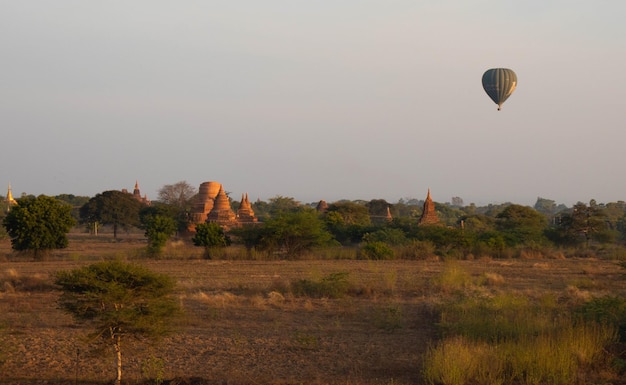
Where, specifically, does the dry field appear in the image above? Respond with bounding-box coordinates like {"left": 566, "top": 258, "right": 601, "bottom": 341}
{"left": 1, "top": 234, "right": 626, "bottom": 385}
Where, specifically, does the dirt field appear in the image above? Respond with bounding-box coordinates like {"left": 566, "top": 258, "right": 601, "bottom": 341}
{"left": 1, "top": 235, "right": 626, "bottom": 384}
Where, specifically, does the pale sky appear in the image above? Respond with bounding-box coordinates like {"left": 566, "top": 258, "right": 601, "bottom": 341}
{"left": 1, "top": 1, "right": 625, "bottom": 207}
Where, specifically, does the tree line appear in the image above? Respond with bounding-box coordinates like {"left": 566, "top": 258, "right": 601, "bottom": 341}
{"left": 2, "top": 181, "right": 626, "bottom": 259}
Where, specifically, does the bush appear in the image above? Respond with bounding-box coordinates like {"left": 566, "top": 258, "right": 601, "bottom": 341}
{"left": 290, "top": 272, "right": 350, "bottom": 299}
{"left": 358, "top": 241, "right": 394, "bottom": 260}
{"left": 575, "top": 296, "right": 626, "bottom": 342}
{"left": 395, "top": 240, "right": 436, "bottom": 260}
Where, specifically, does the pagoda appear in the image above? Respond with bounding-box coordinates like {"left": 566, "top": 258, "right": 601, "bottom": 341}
{"left": 5, "top": 183, "right": 17, "bottom": 212}
{"left": 206, "top": 186, "right": 236, "bottom": 227}
{"left": 236, "top": 193, "right": 257, "bottom": 223}
{"left": 132, "top": 180, "right": 150, "bottom": 205}
{"left": 189, "top": 181, "right": 222, "bottom": 224}
{"left": 316, "top": 200, "right": 329, "bottom": 213}
{"left": 418, "top": 189, "right": 440, "bottom": 225}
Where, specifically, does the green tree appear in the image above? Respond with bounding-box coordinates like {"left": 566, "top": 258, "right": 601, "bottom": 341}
{"left": 555, "top": 200, "right": 610, "bottom": 247}
{"left": 55, "top": 261, "right": 180, "bottom": 385}
{"left": 324, "top": 201, "right": 372, "bottom": 244}
{"left": 366, "top": 199, "right": 392, "bottom": 224}
{"left": 496, "top": 204, "right": 549, "bottom": 246}
{"left": 260, "top": 208, "right": 335, "bottom": 258}
{"left": 140, "top": 206, "right": 178, "bottom": 255}
{"left": 192, "top": 223, "right": 231, "bottom": 259}
{"left": 267, "top": 196, "right": 301, "bottom": 216}
{"left": 80, "top": 190, "right": 145, "bottom": 239}
{"left": 2, "top": 195, "right": 76, "bottom": 258}
{"left": 229, "top": 224, "right": 265, "bottom": 256}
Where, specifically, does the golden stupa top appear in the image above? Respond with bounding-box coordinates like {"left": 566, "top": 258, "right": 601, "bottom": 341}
{"left": 6, "top": 183, "right": 17, "bottom": 205}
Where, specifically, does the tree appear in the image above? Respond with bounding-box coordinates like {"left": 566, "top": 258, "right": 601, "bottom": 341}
{"left": 2, "top": 195, "right": 76, "bottom": 258}
{"left": 192, "top": 223, "right": 231, "bottom": 259}
{"left": 555, "top": 201, "right": 609, "bottom": 247}
{"left": 80, "top": 190, "right": 144, "bottom": 239}
{"left": 140, "top": 205, "right": 178, "bottom": 255}
{"left": 157, "top": 181, "right": 197, "bottom": 230}
{"left": 495, "top": 204, "right": 548, "bottom": 246}
{"left": 534, "top": 197, "right": 557, "bottom": 215}
{"left": 260, "top": 208, "right": 335, "bottom": 258}
{"left": 55, "top": 261, "right": 180, "bottom": 385}
{"left": 229, "top": 224, "right": 265, "bottom": 256}
{"left": 157, "top": 181, "right": 197, "bottom": 208}
{"left": 267, "top": 196, "right": 301, "bottom": 216}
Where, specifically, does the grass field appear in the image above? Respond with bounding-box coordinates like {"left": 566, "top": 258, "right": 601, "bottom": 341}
{"left": 1, "top": 233, "right": 626, "bottom": 385}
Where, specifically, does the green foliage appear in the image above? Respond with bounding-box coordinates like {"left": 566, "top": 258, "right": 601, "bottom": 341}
{"left": 267, "top": 195, "right": 301, "bottom": 215}
{"left": 291, "top": 272, "right": 350, "bottom": 298}
{"left": 55, "top": 260, "right": 179, "bottom": 331}
{"left": 552, "top": 200, "right": 610, "bottom": 247}
{"left": 574, "top": 296, "right": 626, "bottom": 341}
{"left": 80, "top": 190, "right": 145, "bottom": 238}
{"left": 141, "top": 355, "right": 166, "bottom": 385}
{"left": 358, "top": 241, "right": 395, "bottom": 260}
{"left": 192, "top": 223, "right": 231, "bottom": 259}
{"left": 411, "top": 225, "right": 468, "bottom": 256}
{"left": 362, "top": 227, "right": 408, "bottom": 245}
{"left": 156, "top": 181, "right": 197, "bottom": 231}
{"left": 55, "top": 260, "right": 180, "bottom": 385}
{"left": 495, "top": 204, "right": 549, "bottom": 246}
{"left": 54, "top": 194, "right": 90, "bottom": 207}
{"left": 2, "top": 195, "right": 76, "bottom": 257}
{"left": 260, "top": 208, "right": 335, "bottom": 258}
{"left": 324, "top": 201, "right": 372, "bottom": 244}
{"left": 142, "top": 214, "right": 178, "bottom": 255}
{"left": 395, "top": 240, "right": 436, "bottom": 260}
{"left": 229, "top": 224, "right": 264, "bottom": 253}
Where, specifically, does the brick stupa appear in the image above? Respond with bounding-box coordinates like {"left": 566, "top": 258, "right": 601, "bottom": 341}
{"left": 236, "top": 193, "right": 257, "bottom": 223}
{"left": 207, "top": 186, "right": 236, "bottom": 226}
{"left": 418, "top": 189, "right": 440, "bottom": 226}
{"left": 190, "top": 181, "right": 222, "bottom": 224}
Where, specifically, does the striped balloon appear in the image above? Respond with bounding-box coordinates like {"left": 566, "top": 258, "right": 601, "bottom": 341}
{"left": 482, "top": 68, "right": 517, "bottom": 111}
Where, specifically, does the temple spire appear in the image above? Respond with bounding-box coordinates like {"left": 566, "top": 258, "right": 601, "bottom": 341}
{"left": 6, "top": 183, "right": 18, "bottom": 212}
{"left": 419, "top": 188, "right": 439, "bottom": 226}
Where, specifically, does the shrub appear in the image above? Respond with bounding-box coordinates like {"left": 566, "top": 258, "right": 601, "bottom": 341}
{"left": 290, "top": 272, "right": 350, "bottom": 299}
{"left": 395, "top": 240, "right": 435, "bottom": 260}
{"left": 358, "top": 241, "right": 394, "bottom": 260}
{"left": 575, "top": 296, "right": 626, "bottom": 342}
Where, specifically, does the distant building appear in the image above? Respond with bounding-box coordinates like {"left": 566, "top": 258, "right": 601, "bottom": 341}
{"left": 236, "top": 193, "right": 258, "bottom": 224}
{"left": 418, "top": 189, "right": 440, "bottom": 226}
{"left": 5, "top": 183, "right": 18, "bottom": 212}
{"left": 187, "top": 181, "right": 258, "bottom": 231}
{"left": 316, "top": 200, "right": 329, "bottom": 213}
{"left": 206, "top": 186, "right": 237, "bottom": 226}
{"left": 122, "top": 181, "right": 150, "bottom": 205}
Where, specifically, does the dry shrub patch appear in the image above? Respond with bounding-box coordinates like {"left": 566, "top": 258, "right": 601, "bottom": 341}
{"left": 1, "top": 236, "right": 626, "bottom": 384}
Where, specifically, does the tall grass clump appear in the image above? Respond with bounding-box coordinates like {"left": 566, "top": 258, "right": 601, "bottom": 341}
{"left": 424, "top": 294, "right": 618, "bottom": 385}
{"left": 432, "top": 260, "right": 473, "bottom": 295}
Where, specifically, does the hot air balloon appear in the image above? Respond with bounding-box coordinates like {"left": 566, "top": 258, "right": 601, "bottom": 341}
{"left": 482, "top": 68, "right": 517, "bottom": 110}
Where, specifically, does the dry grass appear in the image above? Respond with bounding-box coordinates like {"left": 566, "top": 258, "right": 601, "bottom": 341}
{"left": 1, "top": 235, "right": 626, "bottom": 384}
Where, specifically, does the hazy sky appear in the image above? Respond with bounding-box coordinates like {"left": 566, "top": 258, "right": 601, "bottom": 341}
{"left": 2, "top": 1, "right": 625, "bottom": 206}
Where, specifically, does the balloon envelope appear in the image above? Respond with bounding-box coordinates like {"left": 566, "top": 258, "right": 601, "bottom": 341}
{"left": 482, "top": 68, "right": 517, "bottom": 110}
